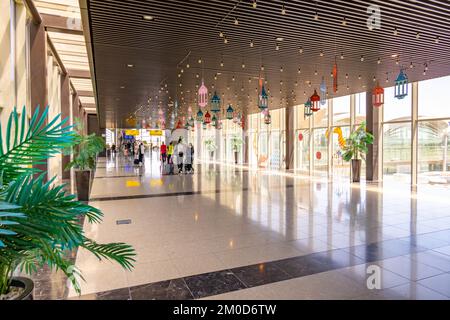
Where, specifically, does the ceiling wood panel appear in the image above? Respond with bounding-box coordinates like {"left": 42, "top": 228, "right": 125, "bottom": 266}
{"left": 85, "top": 0, "right": 450, "bottom": 128}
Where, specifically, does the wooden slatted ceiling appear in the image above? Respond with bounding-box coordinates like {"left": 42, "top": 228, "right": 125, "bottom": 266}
{"left": 86, "top": 0, "right": 450, "bottom": 129}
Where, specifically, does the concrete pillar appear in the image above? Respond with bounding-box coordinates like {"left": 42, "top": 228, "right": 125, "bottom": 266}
{"left": 366, "top": 90, "right": 382, "bottom": 181}
{"left": 61, "top": 73, "right": 71, "bottom": 179}
{"left": 285, "top": 105, "right": 295, "bottom": 170}
{"left": 29, "top": 20, "right": 48, "bottom": 180}
{"left": 411, "top": 82, "right": 419, "bottom": 187}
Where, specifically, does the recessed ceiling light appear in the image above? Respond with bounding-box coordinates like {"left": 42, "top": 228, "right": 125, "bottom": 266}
{"left": 143, "top": 15, "right": 154, "bottom": 21}
{"left": 276, "top": 37, "right": 284, "bottom": 41}
{"left": 127, "top": 64, "right": 134, "bottom": 68}
{"left": 391, "top": 54, "right": 399, "bottom": 58}
{"left": 120, "top": 86, "right": 125, "bottom": 89}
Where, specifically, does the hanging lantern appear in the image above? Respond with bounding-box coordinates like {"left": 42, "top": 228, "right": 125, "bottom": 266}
{"left": 264, "top": 111, "right": 272, "bottom": 125}
{"left": 188, "top": 116, "right": 195, "bottom": 127}
{"left": 372, "top": 82, "right": 385, "bottom": 108}
{"left": 188, "top": 106, "right": 193, "bottom": 115}
{"left": 333, "top": 60, "right": 338, "bottom": 93}
{"left": 196, "top": 109, "right": 204, "bottom": 123}
{"left": 212, "top": 114, "right": 218, "bottom": 127}
{"left": 304, "top": 99, "right": 313, "bottom": 118}
{"left": 241, "top": 115, "right": 245, "bottom": 129}
{"left": 216, "top": 120, "right": 223, "bottom": 130}
{"left": 310, "top": 89, "right": 321, "bottom": 112}
{"left": 226, "top": 104, "right": 234, "bottom": 120}
{"left": 394, "top": 69, "right": 408, "bottom": 99}
{"left": 198, "top": 80, "right": 208, "bottom": 108}
{"left": 204, "top": 111, "right": 211, "bottom": 124}
{"left": 210, "top": 91, "right": 221, "bottom": 113}
{"left": 258, "top": 85, "right": 268, "bottom": 111}
{"left": 202, "top": 122, "right": 207, "bottom": 130}
{"left": 320, "top": 77, "right": 327, "bottom": 106}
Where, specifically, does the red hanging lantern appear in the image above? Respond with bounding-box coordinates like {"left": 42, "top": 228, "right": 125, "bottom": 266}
{"left": 316, "top": 151, "right": 322, "bottom": 160}
{"left": 310, "top": 89, "right": 321, "bottom": 112}
{"left": 372, "top": 82, "right": 385, "bottom": 108}
{"left": 204, "top": 111, "right": 211, "bottom": 124}
{"left": 299, "top": 133, "right": 304, "bottom": 141}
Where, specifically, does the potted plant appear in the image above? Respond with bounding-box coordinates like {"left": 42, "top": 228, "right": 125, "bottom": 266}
{"left": 230, "top": 135, "right": 243, "bottom": 164}
{"left": 0, "top": 107, "right": 135, "bottom": 300}
{"left": 205, "top": 139, "right": 217, "bottom": 160}
{"left": 65, "top": 119, "right": 105, "bottom": 201}
{"left": 342, "top": 121, "right": 374, "bottom": 182}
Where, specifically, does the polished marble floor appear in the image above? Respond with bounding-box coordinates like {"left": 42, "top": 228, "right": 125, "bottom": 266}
{"left": 66, "top": 153, "right": 450, "bottom": 300}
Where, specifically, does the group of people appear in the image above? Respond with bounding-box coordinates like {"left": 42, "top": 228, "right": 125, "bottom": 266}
{"left": 160, "top": 138, "right": 194, "bottom": 175}
{"left": 123, "top": 140, "right": 145, "bottom": 166}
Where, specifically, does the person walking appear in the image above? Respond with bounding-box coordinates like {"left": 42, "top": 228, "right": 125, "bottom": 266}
{"left": 167, "top": 141, "right": 174, "bottom": 165}
{"left": 160, "top": 142, "right": 167, "bottom": 164}
{"left": 139, "top": 142, "right": 145, "bottom": 166}
{"left": 175, "top": 138, "right": 186, "bottom": 175}
{"left": 185, "top": 143, "right": 194, "bottom": 174}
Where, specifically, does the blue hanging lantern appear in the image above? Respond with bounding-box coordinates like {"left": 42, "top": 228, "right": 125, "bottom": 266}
{"left": 304, "top": 99, "right": 313, "bottom": 118}
{"left": 258, "top": 85, "right": 268, "bottom": 111}
{"left": 210, "top": 91, "right": 221, "bottom": 114}
{"left": 196, "top": 109, "right": 204, "bottom": 123}
{"left": 320, "top": 77, "right": 327, "bottom": 106}
{"left": 394, "top": 69, "right": 408, "bottom": 99}
{"left": 226, "top": 104, "right": 234, "bottom": 120}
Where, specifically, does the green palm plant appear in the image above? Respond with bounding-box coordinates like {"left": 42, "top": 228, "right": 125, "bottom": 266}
{"left": 230, "top": 135, "right": 243, "bottom": 153}
{"left": 0, "top": 106, "right": 135, "bottom": 297}
{"left": 342, "top": 121, "right": 374, "bottom": 162}
{"left": 65, "top": 119, "right": 105, "bottom": 171}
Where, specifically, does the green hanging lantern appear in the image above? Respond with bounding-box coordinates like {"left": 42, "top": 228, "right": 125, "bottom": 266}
{"left": 196, "top": 109, "right": 204, "bottom": 123}
{"left": 212, "top": 114, "right": 218, "bottom": 127}
{"left": 226, "top": 104, "right": 234, "bottom": 120}
{"left": 304, "top": 98, "right": 313, "bottom": 118}
{"left": 210, "top": 91, "right": 221, "bottom": 113}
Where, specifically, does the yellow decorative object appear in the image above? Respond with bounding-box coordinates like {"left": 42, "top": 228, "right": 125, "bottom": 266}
{"left": 326, "top": 127, "right": 346, "bottom": 148}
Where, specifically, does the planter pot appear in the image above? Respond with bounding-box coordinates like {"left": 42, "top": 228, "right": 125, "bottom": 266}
{"left": 234, "top": 151, "right": 239, "bottom": 164}
{"left": 2, "top": 277, "right": 34, "bottom": 300}
{"left": 75, "top": 170, "right": 91, "bottom": 201}
{"left": 352, "top": 159, "right": 362, "bottom": 183}
{"left": 209, "top": 151, "right": 215, "bottom": 161}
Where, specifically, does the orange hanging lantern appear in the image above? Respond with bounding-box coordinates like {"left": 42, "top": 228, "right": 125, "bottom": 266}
{"left": 332, "top": 60, "right": 338, "bottom": 93}
{"left": 372, "top": 82, "right": 385, "bottom": 108}
{"left": 310, "top": 89, "right": 321, "bottom": 112}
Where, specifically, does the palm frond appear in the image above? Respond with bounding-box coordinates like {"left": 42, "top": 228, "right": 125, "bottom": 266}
{"left": 0, "top": 106, "right": 75, "bottom": 184}
{"left": 82, "top": 240, "right": 136, "bottom": 271}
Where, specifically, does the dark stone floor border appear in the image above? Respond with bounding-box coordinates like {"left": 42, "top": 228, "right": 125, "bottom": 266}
{"left": 89, "top": 185, "right": 295, "bottom": 202}
{"left": 68, "top": 231, "right": 450, "bottom": 300}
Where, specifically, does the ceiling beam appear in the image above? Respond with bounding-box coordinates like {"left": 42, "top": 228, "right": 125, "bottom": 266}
{"left": 68, "top": 69, "right": 91, "bottom": 79}
{"left": 41, "top": 13, "right": 83, "bottom": 35}
{"left": 23, "top": 0, "right": 42, "bottom": 24}
{"left": 78, "top": 90, "right": 94, "bottom": 97}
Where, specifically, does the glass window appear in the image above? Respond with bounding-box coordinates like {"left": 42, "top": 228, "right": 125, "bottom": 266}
{"left": 296, "top": 129, "right": 310, "bottom": 172}
{"left": 270, "top": 131, "right": 281, "bottom": 169}
{"left": 418, "top": 120, "right": 450, "bottom": 184}
{"left": 313, "top": 100, "right": 328, "bottom": 128}
{"left": 258, "top": 131, "right": 269, "bottom": 168}
{"left": 383, "top": 122, "right": 411, "bottom": 182}
{"left": 355, "top": 92, "right": 367, "bottom": 125}
{"left": 313, "top": 128, "right": 328, "bottom": 174}
{"left": 296, "top": 104, "right": 310, "bottom": 129}
{"left": 383, "top": 84, "right": 412, "bottom": 122}
{"left": 333, "top": 96, "right": 350, "bottom": 125}
{"left": 418, "top": 75, "right": 450, "bottom": 119}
